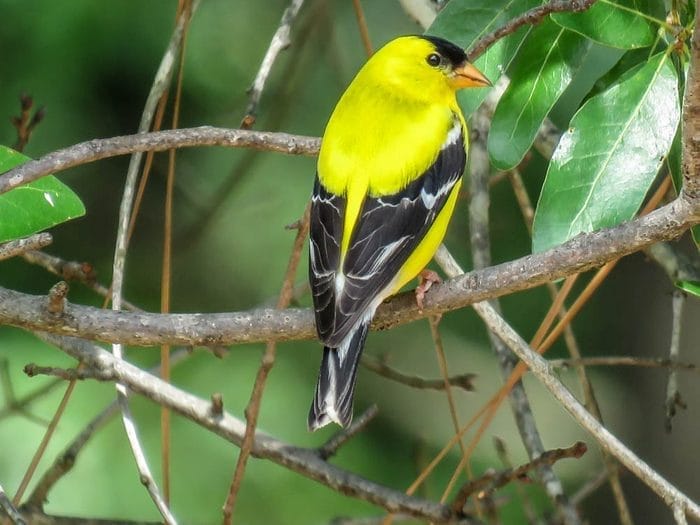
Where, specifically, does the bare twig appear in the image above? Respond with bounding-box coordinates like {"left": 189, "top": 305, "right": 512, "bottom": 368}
{"left": 318, "top": 405, "right": 380, "bottom": 460}
{"left": 0, "top": 483, "right": 26, "bottom": 525}
{"left": 37, "top": 333, "right": 479, "bottom": 525}
{"left": 471, "top": 301, "right": 700, "bottom": 521}
{"left": 0, "top": 368, "right": 62, "bottom": 422}
{"left": 11, "top": 93, "right": 45, "bottom": 152}
{"left": 571, "top": 468, "right": 611, "bottom": 505}
{"left": 0, "top": 127, "right": 319, "bottom": 195}
{"left": 451, "top": 442, "right": 587, "bottom": 513}
{"left": 109, "top": 3, "right": 201, "bottom": 523}
{"left": 352, "top": 0, "right": 373, "bottom": 56}
{"left": 23, "top": 363, "right": 110, "bottom": 381}
{"left": 361, "top": 354, "right": 475, "bottom": 391}
{"left": 241, "top": 0, "right": 306, "bottom": 128}
{"left": 549, "top": 356, "right": 698, "bottom": 372}
{"left": 222, "top": 204, "right": 310, "bottom": 524}
{"left": 17, "top": 506, "right": 160, "bottom": 525}
{"left": 0, "top": 234, "right": 52, "bottom": 261}
{"left": 25, "top": 347, "right": 191, "bottom": 508}
{"left": 492, "top": 437, "right": 537, "bottom": 523}
{"left": 0, "top": 198, "right": 696, "bottom": 347}
{"left": 467, "top": 0, "right": 598, "bottom": 61}
{"left": 665, "top": 290, "right": 688, "bottom": 432}
{"left": 508, "top": 168, "right": 633, "bottom": 525}
{"left": 466, "top": 83, "right": 580, "bottom": 525}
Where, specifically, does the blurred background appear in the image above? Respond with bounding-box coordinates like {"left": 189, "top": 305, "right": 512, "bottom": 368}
{"left": 0, "top": 1, "right": 698, "bottom": 523}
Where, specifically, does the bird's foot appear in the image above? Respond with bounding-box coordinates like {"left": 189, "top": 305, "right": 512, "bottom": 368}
{"left": 415, "top": 269, "right": 442, "bottom": 311}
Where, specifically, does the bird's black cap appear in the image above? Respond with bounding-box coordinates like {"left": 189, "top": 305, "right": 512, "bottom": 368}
{"left": 421, "top": 35, "right": 468, "bottom": 66}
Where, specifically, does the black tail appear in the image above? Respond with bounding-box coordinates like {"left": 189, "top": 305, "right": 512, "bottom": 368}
{"left": 308, "top": 321, "right": 369, "bottom": 431}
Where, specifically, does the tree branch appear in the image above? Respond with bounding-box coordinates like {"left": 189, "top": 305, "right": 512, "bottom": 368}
{"left": 470, "top": 302, "right": 700, "bottom": 521}
{"left": 0, "top": 233, "right": 52, "bottom": 262}
{"left": 0, "top": 197, "right": 696, "bottom": 347}
{"left": 34, "top": 333, "right": 479, "bottom": 525}
{"left": 467, "top": 0, "right": 598, "bottom": 61}
{"left": 0, "top": 127, "right": 320, "bottom": 195}
{"left": 240, "top": 0, "right": 306, "bottom": 128}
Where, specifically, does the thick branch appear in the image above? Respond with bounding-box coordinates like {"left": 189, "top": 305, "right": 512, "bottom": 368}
{"left": 36, "top": 333, "right": 476, "bottom": 525}
{"left": 0, "top": 127, "right": 320, "bottom": 195}
{"left": 0, "top": 198, "right": 696, "bottom": 346}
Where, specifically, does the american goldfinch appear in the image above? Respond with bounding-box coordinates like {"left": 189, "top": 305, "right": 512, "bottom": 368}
{"left": 308, "top": 35, "right": 490, "bottom": 430}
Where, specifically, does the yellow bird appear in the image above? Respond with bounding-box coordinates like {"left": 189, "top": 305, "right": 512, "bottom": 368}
{"left": 308, "top": 35, "right": 490, "bottom": 430}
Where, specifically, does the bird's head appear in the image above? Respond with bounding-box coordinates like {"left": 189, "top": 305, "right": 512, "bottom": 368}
{"left": 364, "top": 35, "right": 491, "bottom": 103}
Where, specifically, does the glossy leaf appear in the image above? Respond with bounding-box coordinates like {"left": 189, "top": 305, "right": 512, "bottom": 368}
{"left": 676, "top": 280, "right": 700, "bottom": 297}
{"left": 532, "top": 53, "right": 679, "bottom": 253}
{"left": 0, "top": 146, "right": 86, "bottom": 243}
{"left": 488, "top": 21, "right": 588, "bottom": 170}
{"left": 552, "top": 0, "right": 655, "bottom": 49}
{"left": 427, "top": 0, "right": 541, "bottom": 117}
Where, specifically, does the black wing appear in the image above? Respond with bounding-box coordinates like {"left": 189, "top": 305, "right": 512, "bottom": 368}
{"left": 310, "top": 122, "right": 466, "bottom": 347}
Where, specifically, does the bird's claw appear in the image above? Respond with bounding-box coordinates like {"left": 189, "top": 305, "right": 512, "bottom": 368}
{"left": 415, "top": 269, "right": 442, "bottom": 311}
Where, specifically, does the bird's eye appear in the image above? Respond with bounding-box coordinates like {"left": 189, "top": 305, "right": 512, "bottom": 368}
{"left": 426, "top": 53, "right": 441, "bottom": 67}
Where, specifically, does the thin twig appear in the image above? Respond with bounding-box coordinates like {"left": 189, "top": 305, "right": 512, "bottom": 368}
{"left": 241, "top": 0, "right": 306, "bottom": 128}
{"left": 109, "top": 3, "right": 200, "bottom": 523}
{"left": 11, "top": 93, "right": 45, "bottom": 153}
{"left": 37, "top": 332, "right": 480, "bottom": 524}
{"left": 222, "top": 203, "right": 310, "bottom": 524}
{"left": 451, "top": 442, "right": 587, "bottom": 513}
{"left": 159, "top": 0, "right": 193, "bottom": 503}
{"left": 467, "top": 0, "right": 598, "bottom": 61}
{"left": 25, "top": 347, "right": 190, "bottom": 508}
{"left": 492, "top": 437, "right": 537, "bottom": 523}
{"left": 0, "top": 234, "right": 52, "bottom": 262}
{"left": 0, "top": 484, "right": 25, "bottom": 525}
{"left": 11, "top": 368, "right": 78, "bottom": 506}
{"left": 665, "top": 290, "right": 687, "bottom": 432}
{"left": 570, "top": 468, "right": 611, "bottom": 505}
{"left": 23, "top": 363, "right": 110, "bottom": 381}
{"left": 318, "top": 405, "right": 380, "bottom": 460}
{"left": 352, "top": 0, "right": 373, "bottom": 56}
{"left": 427, "top": 315, "right": 477, "bottom": 517}
{"left": 465, "top": 84, "right": 580, "bottom": 524}
{"left": 361, "top": 354, "right": 475, "bottom": 391}
{"left": 471, "top": 301, "right": 700, "bottom": 521}
{"left": 508, "top": 169, "right": 633, "bottom": 525}
{"left": 549, "top": 356, "right": 698, "bottom": 372}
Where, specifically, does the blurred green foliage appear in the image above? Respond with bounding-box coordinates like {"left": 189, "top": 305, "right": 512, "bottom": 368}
{"left": 0, "top": 1, "right": 698, "bottom": 524}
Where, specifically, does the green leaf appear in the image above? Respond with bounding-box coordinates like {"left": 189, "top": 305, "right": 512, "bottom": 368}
{"left": 0, "top": 146, "right": 86, "bottom": 243}
{"left": 488, "top": 21, "right": 589, "bottom": 170}
{"left": 427, "top": 0, "right": 541, "bottom": 118}
{"left": 676, "top": 280, "right": 700, "bottom": 297}
{"left": 532, "top": 53, "right": 680, "bottom": 253}
{"left": 552, "top": 0, "right": 656, "bottom": 49}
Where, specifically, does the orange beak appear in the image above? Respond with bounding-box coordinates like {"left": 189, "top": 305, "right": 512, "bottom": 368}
{"left": 450, "top": 62, "right": 492, "bottom": 89}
